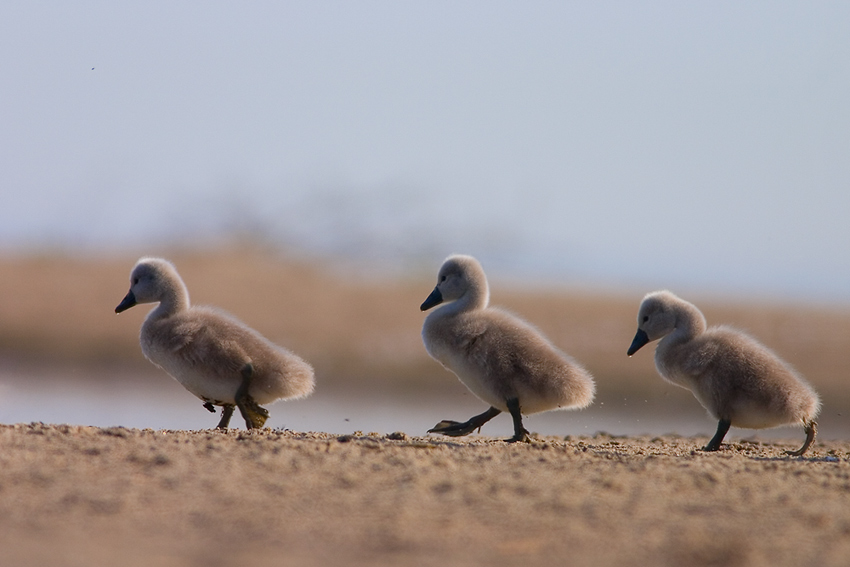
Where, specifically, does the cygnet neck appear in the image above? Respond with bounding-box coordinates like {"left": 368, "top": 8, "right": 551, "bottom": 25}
{"left": 671, "top": 300, "right": 707, "bottom": 342}
{"left": 149, "top": 277, "right": 190, "bottom": 319}
{"left": 444, "top": 279, "right": 490, "bottom": 314}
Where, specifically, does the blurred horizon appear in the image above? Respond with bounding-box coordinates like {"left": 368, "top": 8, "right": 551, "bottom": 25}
{"left": 2, "top": 2, "right": 850, "bottom": 303}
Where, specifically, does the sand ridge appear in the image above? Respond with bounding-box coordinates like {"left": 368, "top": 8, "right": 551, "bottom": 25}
{"left": 2, "top": 423, "right": 850, "bottom": 566}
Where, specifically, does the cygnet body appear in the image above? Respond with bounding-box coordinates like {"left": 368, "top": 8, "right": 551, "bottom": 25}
{"left": 115, "top": 257, "right": 314, "bottom": 429}
{"left": 627, "top": 290, "right": 820, "bottom": 455}
{"left": 420, "top": 255, "right": 595, "bottom": 442}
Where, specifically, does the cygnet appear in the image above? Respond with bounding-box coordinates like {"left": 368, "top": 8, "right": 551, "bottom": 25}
{"left": 627, "top": 290, "right": 820, "bottom": 455}
{"left": 115, "top": 257, "right": 314, "bottom": 429}
{"left": 420, "top": 254, "right": 595, "bottom": 442}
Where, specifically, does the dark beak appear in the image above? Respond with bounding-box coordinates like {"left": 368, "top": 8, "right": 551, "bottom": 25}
{"left": 115, "top": 290, "right": 137, "bottom": 313}
{"left": 420, "top": 287, "right": 443, "bottom": 311}
{"left": 627, "top": 329, "right": 650, "bottom": 356}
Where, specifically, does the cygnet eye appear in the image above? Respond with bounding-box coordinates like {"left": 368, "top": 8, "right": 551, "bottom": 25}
{"left": 440, "top": 275, "right": 447, "bottom": 282}
{"left": 132, "top": 277, "right": 140, "bottom": 285}
{"left": 642, "top": 315, "right": 649, "bottom": 323}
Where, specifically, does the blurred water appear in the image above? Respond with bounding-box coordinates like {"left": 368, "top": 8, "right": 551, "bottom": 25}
{"left": 2, "top": 365, "right": 846, "bottom": 444}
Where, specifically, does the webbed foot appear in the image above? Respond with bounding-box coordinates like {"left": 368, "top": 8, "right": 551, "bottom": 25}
{"left": 506, "top": 428, "right": 531, "bottom": 443}
{"left": 427, "top": 406, "right": 502, "bottom": 438}
{"left": 786, "top": 420, "right": 817, "bottom": 457}
{"left": 238, "top": 398, "right": 269, "bottom": 430}
{"left": 428, "top": 420, "right": 478, "bottom": 437}
{"left": 203, "top": 402, "right": 216, "bottom": 413}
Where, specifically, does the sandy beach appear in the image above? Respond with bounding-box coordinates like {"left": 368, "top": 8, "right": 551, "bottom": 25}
{"left": 2, "top": 424, "right": 849, "bottom": 567}
{"left": 5, "top": 3, "right": 850, "bottom": 564}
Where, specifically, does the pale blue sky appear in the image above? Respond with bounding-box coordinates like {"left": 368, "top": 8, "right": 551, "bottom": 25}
{"left": 1, "top": 2, "right": 849, "bottom": 300}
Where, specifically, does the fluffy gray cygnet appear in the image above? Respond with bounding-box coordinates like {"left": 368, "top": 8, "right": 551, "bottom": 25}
{"left": 115, "top": 257, "right": 314, "bottom": 429}
{"left": 628, "top": 290, "right": 820, "bottom": 456}
{"left": 420, "top": 254, "right": 595, "bottom": 442}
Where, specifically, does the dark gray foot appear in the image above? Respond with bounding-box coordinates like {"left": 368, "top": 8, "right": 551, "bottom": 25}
{"left": 428, "top": 406, "right": 501, "bottom": 437}
{"left": 703, "top": 418, "right": 731, "bottom": 451}
{"left": 506, "top": 397, "right": 530, "bottom": 443}
{"left": 786, "top": 420, "right": 817, "bottom": 457}
{"left": 216, "top": 404, "right": 235, "bottom": 429}
{"left": 203, "top": 402, "right": 216, "bottom": 413}
{"left": 235, "top": 363, "right": 269, "bottom": 430}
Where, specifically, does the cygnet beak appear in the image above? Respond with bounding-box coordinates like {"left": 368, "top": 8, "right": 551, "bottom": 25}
{"left": 627, "top": 329, "right": 649, "bottom": 356}
{"left": 420, "top": 287, "right": 443, "bottom": 311}
{"left": 115, "top": 290, "right": 137, "bottom": 314}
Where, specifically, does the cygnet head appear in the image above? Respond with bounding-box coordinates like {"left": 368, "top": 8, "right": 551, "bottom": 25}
{"left": 115, "top": 257, "right": 187, "bottom": 313}
{"left": 627, "top": 290, "right": 693, "bottom": 355}
{"left": 420, "top": 254, "right": 489, "bottom": 311}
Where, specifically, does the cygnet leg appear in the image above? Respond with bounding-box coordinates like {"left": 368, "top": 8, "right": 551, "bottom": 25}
{"left": 428, "top": 406, "right": 501, "bottom": 437}
{"left": 506, "top": 397, "right": 530, "bottom": 443}
{"left": 216, "top": 405, "right": 235, "bottom": 429}
{"left": 235, "top": 363, "right": 269, "bottom": 429}
{"left": 786, "top": 420, "right": 817, "bottom": 457}
{"left": 703, "top": 418, "right": 731, "bottom": 451}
